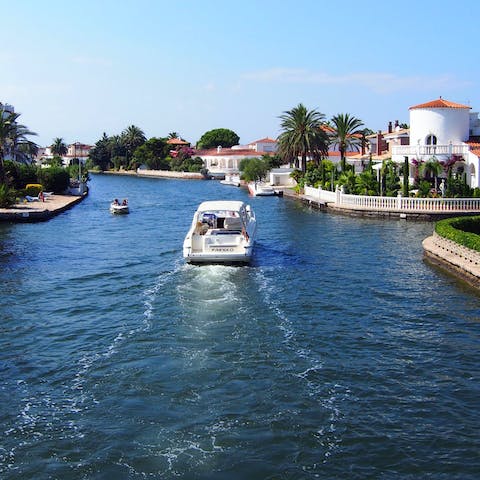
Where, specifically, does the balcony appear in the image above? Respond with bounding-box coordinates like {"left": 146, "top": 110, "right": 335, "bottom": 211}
{"left": 392, "top": 143, "right": 470, "bottom": 157}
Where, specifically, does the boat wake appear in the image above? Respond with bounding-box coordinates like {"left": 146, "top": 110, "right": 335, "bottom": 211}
{"left": 253, "top": 266, "right": 349, "bottom": 463}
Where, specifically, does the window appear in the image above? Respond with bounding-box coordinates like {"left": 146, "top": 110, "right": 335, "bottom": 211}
{"left": 426, "top": 134, "right": 437, "bottom": 145}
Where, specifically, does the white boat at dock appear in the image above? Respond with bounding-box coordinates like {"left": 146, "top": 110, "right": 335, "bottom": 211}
{"left": 247, "top": 182, "right": 283, "bottom": 197}
{"left": 220, "top": 174, "right": 241, "bottom": 187}
{"left": 183, "top": 200, "right": 256, "bottom": 264}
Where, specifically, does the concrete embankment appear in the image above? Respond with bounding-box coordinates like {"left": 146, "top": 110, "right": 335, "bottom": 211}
{"left": 423, "top": 232, "right": 480, "bottom": 290}
{"left": 99, "top": 170, "right": 205, "bottom": 180}
{"left": 0, "top": 193, "right": 87, "bottom": 223}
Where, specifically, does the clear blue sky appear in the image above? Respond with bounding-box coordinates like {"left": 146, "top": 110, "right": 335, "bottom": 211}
{"left": 1, "top": 0, "right": 478, "bottom": 147}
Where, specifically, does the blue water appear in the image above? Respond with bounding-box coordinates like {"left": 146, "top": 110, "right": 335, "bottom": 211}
{"left": 1, "top": 174, "right": 479, "bottom": 479}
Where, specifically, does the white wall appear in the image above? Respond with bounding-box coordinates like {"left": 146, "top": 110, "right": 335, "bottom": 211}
{"left": 410, "top": 107, "right": 470, "bottom": 145}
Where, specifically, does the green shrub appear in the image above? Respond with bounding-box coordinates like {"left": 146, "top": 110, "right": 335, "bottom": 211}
{"left": 37, "top": 167, "right": 70, "bottom": 193}
{"left": 25, "top": 184, "right": 43, "bottom": 196}
{"left": 0, "top": 184, "right": 17, "bottom": 208}
{"left": 435, "top": 216, "right": 480, "bottom": 252}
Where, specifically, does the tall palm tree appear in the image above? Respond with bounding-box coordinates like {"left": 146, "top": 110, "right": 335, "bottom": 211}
{"left": 0, "top": 108, "right": 37, "bottom": 183}
{"left": 51, "top": 137, "right": 68, "bottom": 157}
{"left": 330, "top": 113, "right": 364, "bottom": 172}
{"left": 16, "top": 140, "right": 39, "bottom": 164}
{"left": 277, "top": 103, "right": 329, "bottom": 172}
{"left": 122, "top": 125, "right": 146, "bottom": 157}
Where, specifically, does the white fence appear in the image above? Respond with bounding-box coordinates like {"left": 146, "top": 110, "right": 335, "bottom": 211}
{"left": 303, "top": 185, "right": 480, "bottom": 213}
{"left": 392, "top": 143, "right": 470, "bottom": 156}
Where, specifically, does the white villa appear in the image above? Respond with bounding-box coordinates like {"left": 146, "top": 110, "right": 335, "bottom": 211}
{"left": 196, "top": 137, "right": 278, "bottom": 174}
{"left": 363, "top": 97, "right": 480, "bottom": 188}
{"left": 36, "top": 142, "right": 92, "bottom": 166}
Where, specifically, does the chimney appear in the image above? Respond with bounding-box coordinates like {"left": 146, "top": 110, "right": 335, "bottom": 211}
{"left": 395, "top": 120, "right": 399, "bottom": 128}
{"left": 217, "top": 145, "right": 222, "bottom": 153}
{"left": 376, "top": 130, "right": 383, "bottom": 156}
{"left": 388, "top": 121, "right": 392, "bottom": 133}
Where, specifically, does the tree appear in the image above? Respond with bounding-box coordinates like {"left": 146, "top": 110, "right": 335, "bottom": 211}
{"left": 329, "top": 113, "right": 364, "bottom": 172}
{"left": 121, "top": 125, "right": 146, "bottom": 161}
{"left": 420, "top": 156, "right": 443, "bottom": 190}
{"left": 89, "top": 133, "right": 112, "bottom": 171}
{"left": 0, "top": 108, "right": 37, "bottom": 183}
{"left": 51, "top": 137, "right": 68, "bottom": 157}
{"left": 16, "top": 140, "right": 39, "bottom": 164}
{"left": 382, "top": 160, "right": 400, "bottom": 196}
{"left": 239, "top": 157, "right": 269, "bottom": 182}
{"left": 132, "top": 137, "right": 169, "bottom": 170}
{"left": 168, "top": 132, "right": 179, "bottom": 139}
{"left": 197, "top": 128, "right": 240, "bottom": 149}
{"left": 277, "top": 103, "right": 329, "bottom": 173}
{"left": 355, "top": 169, "right": 378, "bottom": 196}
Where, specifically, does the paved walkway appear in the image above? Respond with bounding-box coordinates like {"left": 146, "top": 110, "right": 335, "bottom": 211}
{"left": 0, "top": 194, "right": 85, "bottom": 222}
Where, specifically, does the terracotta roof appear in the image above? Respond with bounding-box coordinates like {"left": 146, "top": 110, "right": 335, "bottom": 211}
{"left": 250, "top": 137, "right": 277, "bottom": 144}
{"left": 410, "top": 97, "right": 471, "bottom": 110}
{"left": 327, "top": 151, "right": 359, "bottom": 158}
{"left": 167, "top": 138, "right": 190, "bottom": 145}
{"left": 467, "top": 140, "right": 480, "bottom": 156}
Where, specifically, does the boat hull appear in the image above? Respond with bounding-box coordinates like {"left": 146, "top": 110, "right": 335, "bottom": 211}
{"left": 184, "top": 249, "right": 253, "bottom": 264}
{"left": 110, "top": 205, "right": 129, "bottom": 214}
{"left": 247, "top": 182, "right": 282, "bottom": 196}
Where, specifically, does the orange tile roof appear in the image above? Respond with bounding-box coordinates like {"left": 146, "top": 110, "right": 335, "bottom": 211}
{"left": 250, "top": 137, "right": 277, "bottom": 144}
{"left": 167, "top": 138, "right": 190, "bottom": 145}
{"left": 327, "top": 151, "right": 359, "bottom": 157}
{"left": 410, "top": 97, "right": 471, "bottom": 110}
{"left": 467, "top": 140, "right": 480, "bottom": 156}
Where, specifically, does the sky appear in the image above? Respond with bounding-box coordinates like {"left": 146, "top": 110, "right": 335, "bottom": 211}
{"left": 1, "top": 0, "right": 479, "bottom": 147}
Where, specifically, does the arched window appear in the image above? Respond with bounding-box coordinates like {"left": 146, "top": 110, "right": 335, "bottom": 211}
{"left": 426, "top": 134, "right": 437, "bottom": 145}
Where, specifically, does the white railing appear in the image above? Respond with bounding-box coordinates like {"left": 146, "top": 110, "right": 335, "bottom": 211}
{"left": 392, "top": 144, "right": 470, "bottom": 156}
{"left": 304, "top": 185, "right": 336, "bottom": 202}
{"left": 304, "top": 185, "right": 480, "bottom": 212}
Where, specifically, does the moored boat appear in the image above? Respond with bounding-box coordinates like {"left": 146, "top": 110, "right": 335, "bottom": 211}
{"left": 220, "top": 174, "right": 241, "bottom": 187}
{"left": 183, "top": 200, "right": 256, "bottom": 264}
{"left": 247, "top": 182, "right": 283, "bottom": 197}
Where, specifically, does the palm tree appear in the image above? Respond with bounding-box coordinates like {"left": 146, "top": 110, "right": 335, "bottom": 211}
{"left": 0, "top": 108, "right": 37, "bottom": 183}
{"left": 420, "top": 157, "right": 443, "bottom": 190}
{"left": 329, "top": 113, "right": 364, "bottom": 172}
{"left": 122, "top": 125, "right": 146, "bottom": 163}
{"left": 277, "top": 104, "right": 329, "bottom": 172}
{"left": 16, "top": 140, "right": 39, "bottom": 164}
{"left": 51, "top": 137, "right": 68, "bottom": 157}
{"left": 168, "top": 132, "right": 179, "bottom": 139}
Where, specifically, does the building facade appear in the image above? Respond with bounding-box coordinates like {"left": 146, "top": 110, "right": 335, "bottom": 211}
{"left": 196, "top": 138, "right": 278, "bottom": 174}
{"left": 390, "top": 97, "right": 480, "bottom": 188}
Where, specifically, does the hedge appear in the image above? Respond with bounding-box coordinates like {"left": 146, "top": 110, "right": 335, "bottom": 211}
{"left": 435, "top": 216, "right": 480, "bottom": 252}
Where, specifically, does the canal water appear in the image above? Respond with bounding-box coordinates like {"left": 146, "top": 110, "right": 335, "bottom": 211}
{"left": 0, "top": 173, "right": 479, "bottom": 479}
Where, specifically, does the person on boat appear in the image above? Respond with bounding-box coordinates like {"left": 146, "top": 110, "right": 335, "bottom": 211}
{"left": 38, "top": 191, "right": 45, "bottom": 202}
{"left": 113, "top": 198, "right": 119, "bottom": 205}
{"left": 122, "top": 199, "right": 128, "bottom": 206}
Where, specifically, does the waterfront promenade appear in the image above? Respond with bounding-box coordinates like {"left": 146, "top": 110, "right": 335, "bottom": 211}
{"left": 0, "top": 193, "right": 86, "bottom": 222}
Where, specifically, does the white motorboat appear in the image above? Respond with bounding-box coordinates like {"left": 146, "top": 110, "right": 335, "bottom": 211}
{"left": 220, "top": 174, "right": 241, "bottom": 187}
{"left": 247, "top": 182, "right": 283, "bottom": 197}
{"left": 110, "top": 199, "right": 129, "bottom": 214}
{"left": 183, "top": 200, "right": 256, "bottom": 264}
